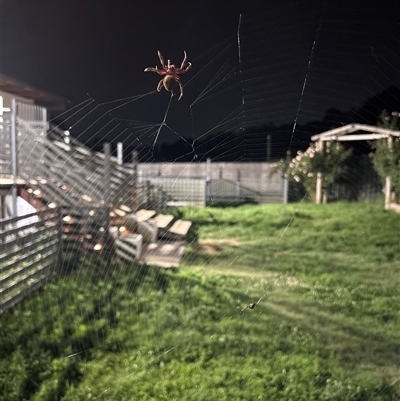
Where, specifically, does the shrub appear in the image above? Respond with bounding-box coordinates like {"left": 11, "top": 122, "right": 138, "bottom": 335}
{"left": 273, "top": 143, "right": 352, "bottom": 203}
{"left": 370, "top": 110, "right": 400, "bottom": 201}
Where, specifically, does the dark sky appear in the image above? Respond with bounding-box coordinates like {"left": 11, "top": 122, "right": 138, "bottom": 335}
{"left": 1, "top": 0, "right": 400, "bottom": 150}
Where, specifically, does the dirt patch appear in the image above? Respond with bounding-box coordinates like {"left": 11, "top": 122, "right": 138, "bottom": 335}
{"left": 195, "top": 238, "right": 241, "bottom": 254}
{"left": 207, "top": 238, "right": 241, "bottom": 247}
{"left": 334, "top": 252, "right": 345, "bottom": 258}
{"left": 195, "top": 243, "right": 222, "bottom": 254}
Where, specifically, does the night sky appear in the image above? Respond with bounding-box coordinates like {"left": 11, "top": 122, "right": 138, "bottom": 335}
{"left": 1, "top": 0, "right": 400, "bottom": 153}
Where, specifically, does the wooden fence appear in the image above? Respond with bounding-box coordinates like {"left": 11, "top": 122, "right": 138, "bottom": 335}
{"left": 0, "top": 207, "right": 62, "bottom": 313}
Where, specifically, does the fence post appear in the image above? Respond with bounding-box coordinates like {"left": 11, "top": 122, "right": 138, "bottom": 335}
{"left": 283, "top": 178, "right": 289, "bottom": 204}
{"left": 236, "top": 170, "right": 241, "bottom": 202}
{"left": 56, "top": 206, "right": 64, "bottom": 275}
{"left": 206, "top": 158, "right": 211, "bottom": 205}
{"left": 384, "top": 135, "right": 393, "bottom": 210}
{"left": 103, "top": 143, "right": 112, "bottom": 230}
{"left": 132, "top": 151, "right": 139, "bottom": 212}
{"left": 266, "top": 134, "right": 271, "bottom": 161}
{"left": 102, "top": 143, "right": 112, "bottom": 268}
{"left": 10, "top": 98, "right": 18, "bottom": 218}
{"left": 146, "top": 181, "right": 151, "bottom": 208}
{"left": 117, "top": 142, "right": 123, "bottom": 165}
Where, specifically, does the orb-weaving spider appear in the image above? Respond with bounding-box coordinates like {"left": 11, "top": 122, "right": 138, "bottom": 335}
{"left": 144, "top": 51, "right": 192, "bottom": 100}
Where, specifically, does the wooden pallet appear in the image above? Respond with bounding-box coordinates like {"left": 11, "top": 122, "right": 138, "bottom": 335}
{"left": 168, "top": 219, "right": 192, "bottom": 239}
{"left": 140, "top": 241, "right": 186, "bottom": 268}
{"left": 136, "top": 209, "right": 156, "bottom": 222}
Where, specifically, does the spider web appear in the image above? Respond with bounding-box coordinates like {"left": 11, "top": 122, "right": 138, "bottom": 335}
{"left": 1, "top": 1, "right": 400, "bottom": 400}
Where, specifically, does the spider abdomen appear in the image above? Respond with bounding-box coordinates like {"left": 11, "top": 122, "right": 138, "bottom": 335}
{"left": 163, "top": 75, "right": 177, "bottom": 92}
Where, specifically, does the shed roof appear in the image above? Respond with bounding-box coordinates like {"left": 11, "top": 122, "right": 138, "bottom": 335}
{"left": 0, "top": 74, "right": 67, "bottom": 111}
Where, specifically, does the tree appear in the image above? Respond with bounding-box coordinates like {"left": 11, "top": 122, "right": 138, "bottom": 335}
{"left": 273, "top": 142, "right": 352, "bottom": 203}
{"left": 370, "top": 110, "right": 400, "bottom": 202}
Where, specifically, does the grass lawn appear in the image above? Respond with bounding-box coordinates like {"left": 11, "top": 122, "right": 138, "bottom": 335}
{"left": 0, "top": 201, "right": 399, "bottom": 400}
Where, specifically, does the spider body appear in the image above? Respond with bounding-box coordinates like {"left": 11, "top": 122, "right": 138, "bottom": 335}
{"left": 248, "top": 303, "right": 256, "bottom": 309}
{"left": 144, "top": 51, "right": 192, "bottom": 100}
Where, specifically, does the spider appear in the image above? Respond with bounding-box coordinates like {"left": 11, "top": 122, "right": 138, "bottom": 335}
{"left": 144, "top": 51, "right": 192, "bottom": 100}
{"left": 241, "top": 297, "right": 263, "bottom": 312}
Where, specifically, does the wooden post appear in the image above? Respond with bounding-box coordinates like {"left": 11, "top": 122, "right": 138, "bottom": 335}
{"left": 316, "top": 173, "right": 322, "bottom": 204}
{"left": 315, "top": 140, "right": 324, "bottom": 204}
{"left": 384, "top": 135, "right": 393, "bottom": 210}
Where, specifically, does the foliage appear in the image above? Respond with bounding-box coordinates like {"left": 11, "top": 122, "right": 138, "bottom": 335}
{"left": 272, "top": 143, "right": 352, "bottom": 202}
{"left": 370, "top": 110, "right": 400, "bottom": 200}
{"left": 0, "top": 202, "right": 399, "bottom": 400}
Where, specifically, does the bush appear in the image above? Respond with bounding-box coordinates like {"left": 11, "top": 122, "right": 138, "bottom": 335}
{"left": 272, "top": 143, "right": 352, "bottom": 202}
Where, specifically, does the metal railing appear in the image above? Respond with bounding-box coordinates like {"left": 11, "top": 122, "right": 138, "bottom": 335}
{"left": 0, "top": 207, "right": 61, "bottom": 313}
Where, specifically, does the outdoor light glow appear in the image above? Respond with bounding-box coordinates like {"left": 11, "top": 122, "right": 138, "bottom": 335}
{"left": 48, "top": 202, "right": 57, "bottom": 208}
{"left": 82, "top": 194, "right": 92, "bottom": 202}
{"left": 33, "top": 189, "right": 41, "bottom": 196}
{"left": 63, "top": 215, "right": 72, "bottom": 222}
{"left": 119, "top": 226, "right": 127, "bottom": 233}
{"left": 94, "top": 243, "right": 103, "bottom": 251}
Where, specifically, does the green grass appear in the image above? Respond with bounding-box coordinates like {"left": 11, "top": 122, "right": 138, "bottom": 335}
{"left": 0, "top": 200, "right": 399, "bottom": 400}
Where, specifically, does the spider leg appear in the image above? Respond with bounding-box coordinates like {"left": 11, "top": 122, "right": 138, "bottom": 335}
{"left": 177, "top": 79, "right": 184, "bottom": 100}
{"left": 180, "top": 51, "right": 188, "bottom": 69}
{"left": 158, "top": 51, "right": 166, "bottom": 68}
{"left": 144, "top": 67, "right": 166, "bottom": 75}
{"left": 178, "top": 63, "right": 192, "bottom": 74}
{"left": 157, "top": 78, "right": 164, "bottom": 92}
